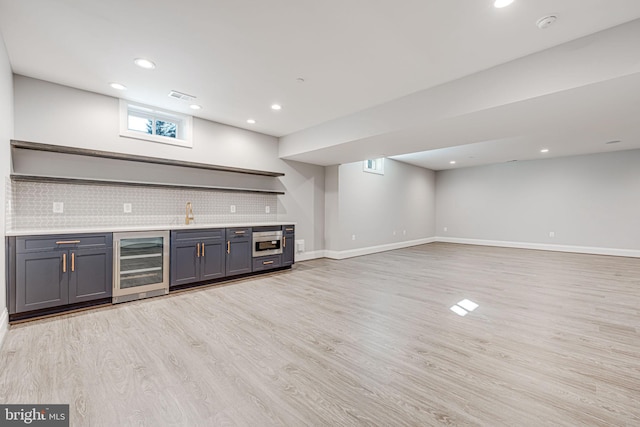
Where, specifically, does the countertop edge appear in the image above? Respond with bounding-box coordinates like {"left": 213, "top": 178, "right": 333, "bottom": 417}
{"left": 5, "top": 222, "right": 296, "bottom": 237}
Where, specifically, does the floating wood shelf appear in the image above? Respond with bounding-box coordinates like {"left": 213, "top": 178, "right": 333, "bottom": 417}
{"left": 10, "top": 175, "right": 285, "bottom": 195}
{"left": 11, "top": 140, "right": 285, "bottom": 177}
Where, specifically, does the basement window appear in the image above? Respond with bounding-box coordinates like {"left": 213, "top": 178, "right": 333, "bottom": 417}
{"left": 363, "top": 158, "right": 384, "bottom": 175}
{"left": 119, "top": 100, "right": 193, "bottom": 148}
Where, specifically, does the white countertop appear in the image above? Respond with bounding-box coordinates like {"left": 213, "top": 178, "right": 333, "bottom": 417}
{"left": 5, "top": 222, "right": 295, "bottom": 237}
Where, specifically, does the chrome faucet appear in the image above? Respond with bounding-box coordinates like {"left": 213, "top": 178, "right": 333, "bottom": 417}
{"left": 185, "top": 202, "right": 195, "bottom": 225}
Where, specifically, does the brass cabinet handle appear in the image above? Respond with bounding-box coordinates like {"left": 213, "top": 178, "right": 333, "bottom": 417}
{"left": 227, "top": 241, "right": 230, "bottom": 254}
{"left": 263, "top": 260, "right": 274, "bottom": 265}
{"left": 71, "top": 252, "right": 75, "bottom": 272}
{"left": 285, "top": 228, "right": 294, "bottom": 232}
{"left": 197, "top": 243, "right": 200, "bottom": 257}
{"left": 234, "top": 231, "right": 246, "bottom": 235}
{"left": 56, "top": 240, "right": 80, "bottom": 245}
{"left": 202, "top": 243, "right": 205, "bottom": 256}
{"left": 62, "top": 253, "right": 67, "bottom": 273}
{"left": 283, "top": 236, "right": 286, "bottom": 248}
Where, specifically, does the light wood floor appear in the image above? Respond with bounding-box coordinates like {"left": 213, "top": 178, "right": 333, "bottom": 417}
{"left": 1, "top": 243, "right": 639, "bottom": 426}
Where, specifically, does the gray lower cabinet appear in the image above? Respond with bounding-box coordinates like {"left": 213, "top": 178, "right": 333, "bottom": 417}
{"left": 226, "top": 227, "right": 252, "bottom": 276}
{"left": 171, "top": 229, "right": 225, "bottom": 286}
{"left": 282, "top": 225, "right": 295, "bottom": 267}
{"left": 14, "top": 233, "right": 113, "bottom": 313}
{"left": 252, "top": 254, "right": 282, "bottom": 272}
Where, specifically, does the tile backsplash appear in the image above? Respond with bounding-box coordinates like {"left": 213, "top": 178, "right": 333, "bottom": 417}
{"left": 6, "top": 180, "right": 278, "bottom": 231}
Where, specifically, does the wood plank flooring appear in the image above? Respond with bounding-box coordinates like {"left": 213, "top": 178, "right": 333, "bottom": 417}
{"left": 1, "top": 242, "right": 639, "bottom": 426}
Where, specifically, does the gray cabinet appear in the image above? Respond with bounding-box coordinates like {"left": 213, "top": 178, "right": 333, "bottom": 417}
{"left": 14, "top": 233, "right": 112, "bottom": 313}
{"left": 171, "top": 229, "right": 225, "bottom": 286}
{"left": 226, "top": 227, "right": 252, "bottom": 276}
{"left": 282, "top": 225, "right": 295, "bottom": 267}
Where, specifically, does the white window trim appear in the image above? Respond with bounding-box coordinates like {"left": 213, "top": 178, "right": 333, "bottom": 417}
{"left": 119, "top": 99, "right": 193, "bottom": 148}
{"left": 363, "top": 158, "right": 384, "bottom": 175}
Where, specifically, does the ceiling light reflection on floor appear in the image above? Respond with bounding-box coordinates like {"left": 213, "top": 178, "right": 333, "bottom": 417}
{"left": 450, "top": 299, "right": 479, "bottom": 316}
{"left": 457, "top": 299, "right": 479, "bottom": 312}
{"left": 450, "top": 305, "right": 468, "bottom": 316}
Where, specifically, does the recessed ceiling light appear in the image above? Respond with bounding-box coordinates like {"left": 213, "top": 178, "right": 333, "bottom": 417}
{"left": 540, "top": 149, "right": 549, "bottom": 153}
{"left": 271, "top": 104, "right": 282, "bottom": 111}
{"left": 450, "top": 161, "right": 456, "bottom": 164}
{"left": 189, "top": 104, "right": 202, "bottom": 110}
{"left": 134, "top": 58, "right": 156, "bottom": 69}
{"left": 247, "top": 119, "right": 256, "bottom": 124}
{"left": 494, "top": 0, "right": 514, "bottom": 8}
{"left": 109, "top": 82, "right": 127, "bottom": 90}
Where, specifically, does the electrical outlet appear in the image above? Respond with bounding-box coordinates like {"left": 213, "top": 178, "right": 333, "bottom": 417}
{"left": 295, "top": 239, "right": 305, "bottom": 252}
{"left": 352, "top": 234, "right": 356, "bottom": 241}
{"left": 230, "top": 205, "right": 236, "bottom": 213}
{"left": 444, "top": 227, "right": 448, "bottom": 232}
{"left": 403, "top": 230, "right": 407, "bottom": 236}
{"left": 53, "top": 202, "right": 64, "bottom": 213}
{"left": 265, "top": 206, "right": 270, "bottom": 214}
{"left": 123, "top": 203, "right": 132, "bottom": 213}
{"left": 393, "top": 230, "right": 396, "bottom": 236}
{"left": 549, "top": 231, "right": 555, "bottom": 238}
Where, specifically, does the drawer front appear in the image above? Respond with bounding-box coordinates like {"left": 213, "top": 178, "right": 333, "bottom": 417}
{"left": 16, "top": 233, "right": 112, "bottom": 253}
{"left": 226, "top": 227, "right": 251, "bottom": 239}
{"left": 252, "top": 255, "right": 282, "bottom": 272}
{"left": 172, "top": 229, "right": 224, "bottom": 242}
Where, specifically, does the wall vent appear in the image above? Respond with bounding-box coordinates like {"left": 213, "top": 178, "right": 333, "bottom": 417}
{"left": 168, "top": 90, "right": 196, "bottom": 102}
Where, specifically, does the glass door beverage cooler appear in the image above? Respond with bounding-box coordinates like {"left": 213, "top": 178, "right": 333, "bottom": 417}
{"left": 112, "top": 231, "right": 170, "bottom": 303}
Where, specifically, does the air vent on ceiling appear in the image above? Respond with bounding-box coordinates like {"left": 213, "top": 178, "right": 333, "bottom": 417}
{"left": 168, "top": 90, "right": 196, "bottom": 102}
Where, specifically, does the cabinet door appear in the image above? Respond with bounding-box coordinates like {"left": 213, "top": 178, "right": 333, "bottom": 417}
{"left": 68, "top": 247, "right": 113, "bottom": 304}
{"left": 226, "top": 228, "right": 252, "bottom": 276}
{"left": 282, "top": 226, "right": 295, "bottom": 267}
{"left": 16, "top": 251, "right": 68, "bottom": 312}
{"left": 200, "top": 238, "right": 226, "bottom": 281}
{"left": 170, "top": 241, "right": 199, "bottom": 286}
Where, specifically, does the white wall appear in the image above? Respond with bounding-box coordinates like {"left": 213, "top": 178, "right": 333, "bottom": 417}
{"left": 436, "top": 150, "right": 640, "bottom": 256}
{"left": 13, "top": 75, "right": 325, "bottom": 257}
{"left": 325, "top": 158, "right": 435, "bottom": 258}
{"left": 0, "top": 31, "right": 14, "bottom": 344}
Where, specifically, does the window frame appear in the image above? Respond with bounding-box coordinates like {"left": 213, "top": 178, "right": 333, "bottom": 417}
{"left": 119, "top": 99, "right": 193, "bottom": 148}
{"left": 363, "top": 158, "right": 385, "bottom": 175}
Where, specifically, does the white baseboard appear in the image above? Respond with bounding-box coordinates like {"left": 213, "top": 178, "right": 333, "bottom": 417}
{"left": 435, "top": 237, "right": 640, "bottom": 258}
{"left": 295, "top": 250, "right": 326, "bottom": 262}
{"left": 324, "top": 237, "right": 436, "bottom": 260}
{"left": 0, "top": 308, "right": 8, "bottom": 350}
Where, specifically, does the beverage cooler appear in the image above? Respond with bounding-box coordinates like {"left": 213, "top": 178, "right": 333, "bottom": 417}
{"left": 112, "top": 231, "right": 170, "bottom": 303}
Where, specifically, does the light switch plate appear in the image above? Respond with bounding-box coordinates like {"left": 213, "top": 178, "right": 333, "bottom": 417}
{"left": 265, "top": 206, "right": 270, "bottom": 214}
{"left": 53, "top": 202, "right": 64, "bottom": 213}
{"left": 230, "top": 205, "right": 236, "bottom": 213}
{"left": 123, "top": 203, "right": 132, "bottom": 213}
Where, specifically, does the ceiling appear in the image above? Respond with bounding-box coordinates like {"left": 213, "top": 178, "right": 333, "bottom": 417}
{"left": 1, "top": 0, "right": 640, "bottom": 170}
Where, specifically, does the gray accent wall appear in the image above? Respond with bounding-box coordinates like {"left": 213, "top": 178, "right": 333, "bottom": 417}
{"left": 1, "top": 32, "right": 13, "bottom": 331}
{"left": 325, "top": 158, "right": 435, "bottom": 253}
{"left": 435, "top": 149, "right": 640, "bottom": 251}
{"left": 13, "top": 76, "right": 325, "bottom": 257}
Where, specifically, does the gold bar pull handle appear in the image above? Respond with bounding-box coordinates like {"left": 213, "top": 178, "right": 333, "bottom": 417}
{"left": 285, "top": 228, "right": 294, "bottom": 232}
{"left": 283, "top": 236, "right": 286, "bottom": 248}
{"left": 227, "top": 241, "right": 230, "bottom": 254}
{"left": 234, "top": 231, "right": 245, "bottom": 235}
{"left": 71, "top": 252, "right": 75, "bottom": 272}
{"left": 62, "top": 253, "right": 67, "bottom": 273}
{"left": 56, "top": 240, "right": 80, "bottom": 245}
{"left": 202, "top": 243, "right": 205, "bottom": 256}
{"left": 263, "top": 260, "right": 274, "bottom": 265}
{"left": 197, "top": 243, "right": 200, "bottom": 257}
